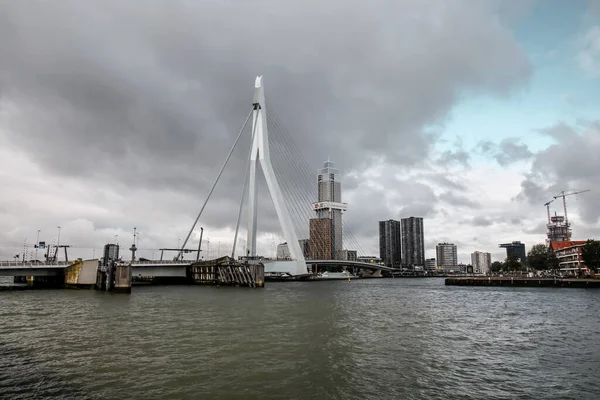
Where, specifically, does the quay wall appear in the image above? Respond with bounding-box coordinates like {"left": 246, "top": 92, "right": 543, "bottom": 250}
{"left": 446, "top": 277, "right": 600, "bottom": 288}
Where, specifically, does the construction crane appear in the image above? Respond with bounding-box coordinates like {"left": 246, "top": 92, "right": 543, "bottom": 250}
{"left": 543, "top": 199, "right": 554, "bottom": 224}
{"left": 553, "top": 189, "right": 591, "bottom": 229}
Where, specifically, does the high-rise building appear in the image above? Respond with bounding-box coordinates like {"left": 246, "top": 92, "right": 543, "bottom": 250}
{"left": 471, "top": 251, "right": 491, "bottom": 274}
{"left": 379, "top": 220, "right": 402, "bottom": 268}
{"left": 436, "top": 243, "right": 458, "bottom": 271}
{"left": 309, "top": 218, "right": 333, "bottom": 259}
{"left": 401, "top": 217, "right": 425, "bottom": 268}
{"left": 298, "top": 239, "right": 310, "bottom": 259}
{"left": 310, "top": 160, "right": 347, "bottom": 260}
{"left": 276, "top": 242, "right": 291, "bottom": 260}
{"left": 499, "top": 241, "right": 526, "bottom": 262}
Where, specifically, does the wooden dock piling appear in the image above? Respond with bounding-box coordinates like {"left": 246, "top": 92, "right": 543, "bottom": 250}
{"left": 188, "top": 256, "right": 264, "bottom": 287}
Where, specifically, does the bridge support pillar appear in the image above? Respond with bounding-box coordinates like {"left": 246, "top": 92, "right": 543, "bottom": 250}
{"left": 95, "top": 261, "right": 131, "bottom": 293}
{"left": 113, "top": 264, "right": 132, "bottom": 293}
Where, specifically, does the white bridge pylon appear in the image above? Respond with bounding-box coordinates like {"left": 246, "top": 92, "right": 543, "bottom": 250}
{"left": 246, "top": 76, "right": 307, "bottom": 276}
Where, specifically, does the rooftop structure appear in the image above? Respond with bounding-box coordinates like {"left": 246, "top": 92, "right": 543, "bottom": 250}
{"left": 499, "top": 241, "right": 526, "bottom": 263}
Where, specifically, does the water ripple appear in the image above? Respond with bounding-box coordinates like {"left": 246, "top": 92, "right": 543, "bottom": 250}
{"left": 1, "top": 279, "right": 599, "bottom": 399}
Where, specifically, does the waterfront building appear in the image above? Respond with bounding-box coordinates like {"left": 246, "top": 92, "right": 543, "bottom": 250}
{"left": 401, "top": 217, "right": 425, "bottom": 269}
{"left": 309, "top": 160, "right": 347, "bottom": 260}
{"left": 471, "top": 251, "right": 492, "bottom": 274}
{"left": 276, "top": 242, "right": 291, "bottom": 260}
{"left": 424, "top": 258, "right": 436, "bottom": 271}
{"left": 436, "top": 243, "right": 458, "bottom": 272}
{"left": 550, "top": 240, "right": 589, "bottom": 273}
{"left": 499, "top": 241, "right": 526, "bottom": 262}
{"left": 379, "top": 219, "right": 402, "bottom": 268}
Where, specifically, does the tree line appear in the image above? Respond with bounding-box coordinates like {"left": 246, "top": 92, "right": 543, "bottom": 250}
{"left": 489, "top": 240, "right": 600, "bottom": 275}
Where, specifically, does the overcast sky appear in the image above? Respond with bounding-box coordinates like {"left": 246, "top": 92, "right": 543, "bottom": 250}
{"left": 1, "top": 0, "right": 599, "bottom": 263}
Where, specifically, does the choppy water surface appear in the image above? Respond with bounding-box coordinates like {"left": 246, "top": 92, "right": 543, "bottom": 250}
{"left": 1, "top": 278, "right": 599, "bottom": 399}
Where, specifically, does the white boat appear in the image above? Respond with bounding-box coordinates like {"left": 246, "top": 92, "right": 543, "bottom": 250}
{"left": 316, "top": 270, "right": 357, "bottom": 280}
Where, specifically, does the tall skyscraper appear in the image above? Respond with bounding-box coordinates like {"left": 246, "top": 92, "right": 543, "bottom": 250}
{"left": 401, "top": 217, "right": 425, "bottom": 268}
{"left": 436, "top": 243, "right": 458, "bottom": 271}
{"left": 379, "top": 220, "right": 401, "bottom": 268}
{"left": 471, "top": 251, "right": 491, "bottom": 274}
{"left": 310, "top": 160, "right": 346, "bottom": 259}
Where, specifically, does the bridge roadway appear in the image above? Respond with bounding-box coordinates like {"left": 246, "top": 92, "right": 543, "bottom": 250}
{"left": 129, "top": 259, "right": 393, "bottom": 277}
{"left": 0, "top": 259, "right": 391, "bottom": 278}
{"left": 0, "top": 261, "right": 71, "bottom": 277}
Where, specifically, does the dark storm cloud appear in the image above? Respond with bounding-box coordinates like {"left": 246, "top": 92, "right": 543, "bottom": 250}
{"left": 0, "top": 0, "right": 533, "bottom": 256}
{"left": 0, "top": 0, "right": 530, "bottom": 181}
{"left": 518, "top": 121, "right": 600, "bottom": 226}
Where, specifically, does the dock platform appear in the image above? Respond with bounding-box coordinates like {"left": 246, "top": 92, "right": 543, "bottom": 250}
{"left": 445, "top": 277, "right": 600, "bottom": 288}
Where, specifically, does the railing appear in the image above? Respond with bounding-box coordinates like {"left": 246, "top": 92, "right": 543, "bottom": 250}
{"left": 0, "top": 261, "right": 71, "bottom": 268}
{"left": 127, "top": 260, "right": 192, "bottom": 266}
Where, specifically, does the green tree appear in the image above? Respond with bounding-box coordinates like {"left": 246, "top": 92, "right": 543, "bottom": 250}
{"left": 527, "top": 243, "right": 550, "bottom": 271}
{"left": 490, "top": 261, "right": 503, "bottom": 274}
{"left": 545, "top": 251, "right": 559, "bottom": 272}
{"left": 504, "top": 253, "right": 523, "bottom": 272}
{"left": 581, "top": 240, "right": 600, "bottom": 274}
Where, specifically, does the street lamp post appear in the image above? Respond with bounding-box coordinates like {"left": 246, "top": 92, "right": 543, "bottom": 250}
{"left": 35, "top": 229, "right": 41, "bottom": 260}
{"left": 56, "top": 226, "right": 61, "bottom": 265}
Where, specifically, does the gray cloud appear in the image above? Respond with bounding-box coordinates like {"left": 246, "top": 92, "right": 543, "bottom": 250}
{"left": 472, "top": 216, "right": 493, "bottom": 227}
{"left": 440, "top": 192, "right": 480, "bottom": 209}
{"left": 437, "top": 149, "right": 471, "bottom": 168}
{"left": 0, "top": 0, "right": 532, "bottom": 258}
{"left": 518, "top": 121, "right": 600, "bottom": 229}
{"left": 477, "top": 137, "right": 533, "bottom": 166}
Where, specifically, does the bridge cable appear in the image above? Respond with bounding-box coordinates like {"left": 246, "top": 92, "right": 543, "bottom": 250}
{"left": 269, "top": 107, "right": 365, "bottom": 256}
{"left": 231, "top": 111, "right": 259, "bottom": 258}
{"left": 176, "top": 107, "right": 254, "bottom": 260}
{"left": 267, "top": 110, "right": 339, "bottom": 259}
{"left": 266, "top": 100, "right": 365, "bottom": 256}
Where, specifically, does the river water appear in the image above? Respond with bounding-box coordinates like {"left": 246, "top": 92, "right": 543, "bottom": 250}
{"left": 0, "top": 278, "right": 598, "bottom": 399}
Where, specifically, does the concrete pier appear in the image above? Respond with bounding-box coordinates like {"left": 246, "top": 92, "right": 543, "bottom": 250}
{"left": 65, "top": 259, "right": 98, "bottom": 289}
{"left": 95, "top": 261, "right": 132, "bottom": 293}
{"left": 446, "top": 277, "right": 600, "bottom": 288}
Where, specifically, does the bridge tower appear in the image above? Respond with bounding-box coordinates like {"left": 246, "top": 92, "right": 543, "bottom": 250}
{"left": 246, "top": 76, "right": 307, "bottom": 275}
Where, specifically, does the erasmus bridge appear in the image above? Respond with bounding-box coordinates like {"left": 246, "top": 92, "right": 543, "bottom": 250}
{"left": 0, "top": 77, "right": 391, "bottom": 279}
